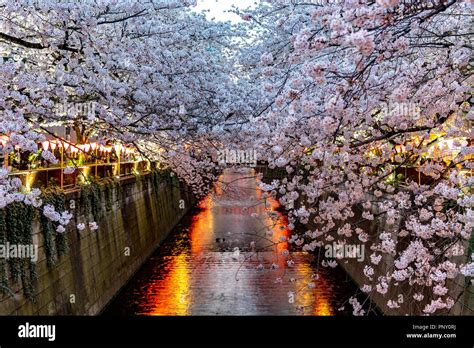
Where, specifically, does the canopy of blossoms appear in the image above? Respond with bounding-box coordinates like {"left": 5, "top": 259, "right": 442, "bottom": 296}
{"left": 0, "top": 0, "right": 473, "bottom": 315}
{"left": 233, "top": 0, "right": 473, "bottom": 315}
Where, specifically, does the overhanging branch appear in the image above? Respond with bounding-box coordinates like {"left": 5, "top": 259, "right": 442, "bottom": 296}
{"left": 0, "top": 32, "right": 79, "bottom": 52}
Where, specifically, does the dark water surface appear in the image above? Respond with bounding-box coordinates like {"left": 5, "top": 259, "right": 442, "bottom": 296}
{"left": 104, "top": 169, "right": 365, "bottom": 315}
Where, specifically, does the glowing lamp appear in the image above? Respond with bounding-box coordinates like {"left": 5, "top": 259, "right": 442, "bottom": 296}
{"left": 42, "top": 141, "right": 49, "bottom": 151}
{"left": 63, "top": 142, "right": 70, "bottom": 150}
{"left": 91, "top": 142, "right": 98, "bottom": 151}
{"left": 50, "top": 142, "right": 57, "bottom": 151}
{"left": 83, "top": 144, "right": 91, "bottom": 152}
{"left": 394, "top": 144, "right": 405, "bottom": 154}
{"left": 0, "top": 136, "right": 8, "bottom": 146}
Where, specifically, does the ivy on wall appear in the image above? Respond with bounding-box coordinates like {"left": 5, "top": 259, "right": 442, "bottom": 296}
{"left": 80, "top": 181, "right": 104, "bottom": 222}
{"left": 5, "top": 202, "right": 23, "bottom": 283}
{"left": 0, "top": 169, "right": 172, "bottom": 300}
{"left": 0, "top": 210, "right": 8, "bottom": 294}
{"left": 40, "top": 184, "right": 69, "bottom": 266}
{"left": 17, "top": 203, "right": 36, "bottom": 299}
{"left": 103, "top": 178, "right": 116, "bottom": 210}
{"left": 0, "top": 202, "right": 37, "bottom": 299}
{"left": 150, "top": 168, "right": 172, "bottom": 192}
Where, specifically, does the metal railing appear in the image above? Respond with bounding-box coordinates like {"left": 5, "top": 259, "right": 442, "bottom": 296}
{"left": 9, "top": 160, "right": 154, "bottom": 191}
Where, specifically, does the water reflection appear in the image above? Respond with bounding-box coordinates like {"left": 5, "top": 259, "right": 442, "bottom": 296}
{"left": 144, "top": 254, "right": 190, "bottom": 315}
{"left": 104, "top": 169, "right": 361, "bottom": 315}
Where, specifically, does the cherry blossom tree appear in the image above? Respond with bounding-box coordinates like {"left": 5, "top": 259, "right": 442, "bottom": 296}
{"left": 234, "top": 0, "right": 473, "bottom": 314}
{"left": 0, "top": 0, "right": 472, "bottom": 315}
{"left": 0, "top": 1, "right": 249, "bottom": 216}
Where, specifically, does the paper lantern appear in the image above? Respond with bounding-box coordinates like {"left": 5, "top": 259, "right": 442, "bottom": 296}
{"left": 42, "top": 141, "right": 49, "bottom": 151}
{"left": 394, "top": 144, "right": 405, "bottom": 154}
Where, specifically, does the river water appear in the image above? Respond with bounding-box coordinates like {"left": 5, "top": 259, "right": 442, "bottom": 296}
{"left": 104, "top": 169, "right": 365, "bottom": 315}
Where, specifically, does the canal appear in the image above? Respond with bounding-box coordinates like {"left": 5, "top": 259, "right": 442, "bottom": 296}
{"left": 104, "top": 169, "right": 367, "bottom": 315}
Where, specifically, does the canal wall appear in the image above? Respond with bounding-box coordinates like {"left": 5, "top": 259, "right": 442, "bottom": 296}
{"left": 333, "top": 202, "right": 472, "bottom": 315}
{"left": 256, "top": 165, "right": 473, "bottom": 315}
{"left": 0, "top": 171, "right": 195, "bottom": 315}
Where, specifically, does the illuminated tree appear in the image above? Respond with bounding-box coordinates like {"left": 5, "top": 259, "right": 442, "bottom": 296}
{"left": 236, "top": 0, "right": 473, "bottom": 314}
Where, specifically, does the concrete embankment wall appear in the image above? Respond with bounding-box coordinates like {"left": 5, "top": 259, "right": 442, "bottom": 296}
{"left": 0, "top": 171, "right": 194, "bottom": 315}
{"left": 256, "top": 165, "right": 473, "bottom": 315}
{"left": 332, "top": 205, "right": 472, "bottom": 315}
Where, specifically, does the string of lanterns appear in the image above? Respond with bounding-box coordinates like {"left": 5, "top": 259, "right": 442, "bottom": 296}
{"left": 1, "top": 135, "right": 138, "bottom": 172}
{"left": 39, "top": 140, "right": 137, "bottom": 156}
{"left": 0, "top": 135, "right": 135, "bottom": 156}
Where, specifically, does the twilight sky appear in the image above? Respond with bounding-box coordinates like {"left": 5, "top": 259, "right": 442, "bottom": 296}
{"left": 193, "top": 0, "right": 256, "bottom": 23}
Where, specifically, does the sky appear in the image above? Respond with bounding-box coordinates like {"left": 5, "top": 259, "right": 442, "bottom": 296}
{"left": 192, "top": 0, "right": 256, "bottom": 23}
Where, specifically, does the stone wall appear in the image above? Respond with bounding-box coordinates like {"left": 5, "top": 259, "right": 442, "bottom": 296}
{"left": 256, "top": 165, "right": 473, "bottom": 315}
{"left": 0, "top": 172, "right": 194, "bottom": 315}
{"left": 335, "top": 205, "right": 473, "bottom": 315}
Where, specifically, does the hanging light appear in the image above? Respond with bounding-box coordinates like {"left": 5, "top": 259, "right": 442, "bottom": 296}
{"left": 63, "top": 141, "right": 70, "bottom": 151}
{"left": 0, "top": 135, "right": 9, "bottom": 147}
{"left": 42, "top": 141, "right": 49, "bottom": 151}
{"left": 83, "top": 143, "right": 91, "bottom": 152}
{"left": 50, "top": 141, "right": 57, "bottom": 151}
{"left": 114, "top": 144, "right": 121, "bottom": 154}
{"left": 394, "top": 144, "right": 406, "bottom": 154}
{"left": 91, "top": 142, "right": 98, "bottom": 151}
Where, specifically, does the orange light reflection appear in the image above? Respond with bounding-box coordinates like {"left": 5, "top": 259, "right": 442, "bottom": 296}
{"left": 143, "top": 254, "right": 190, "bottom": 316}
